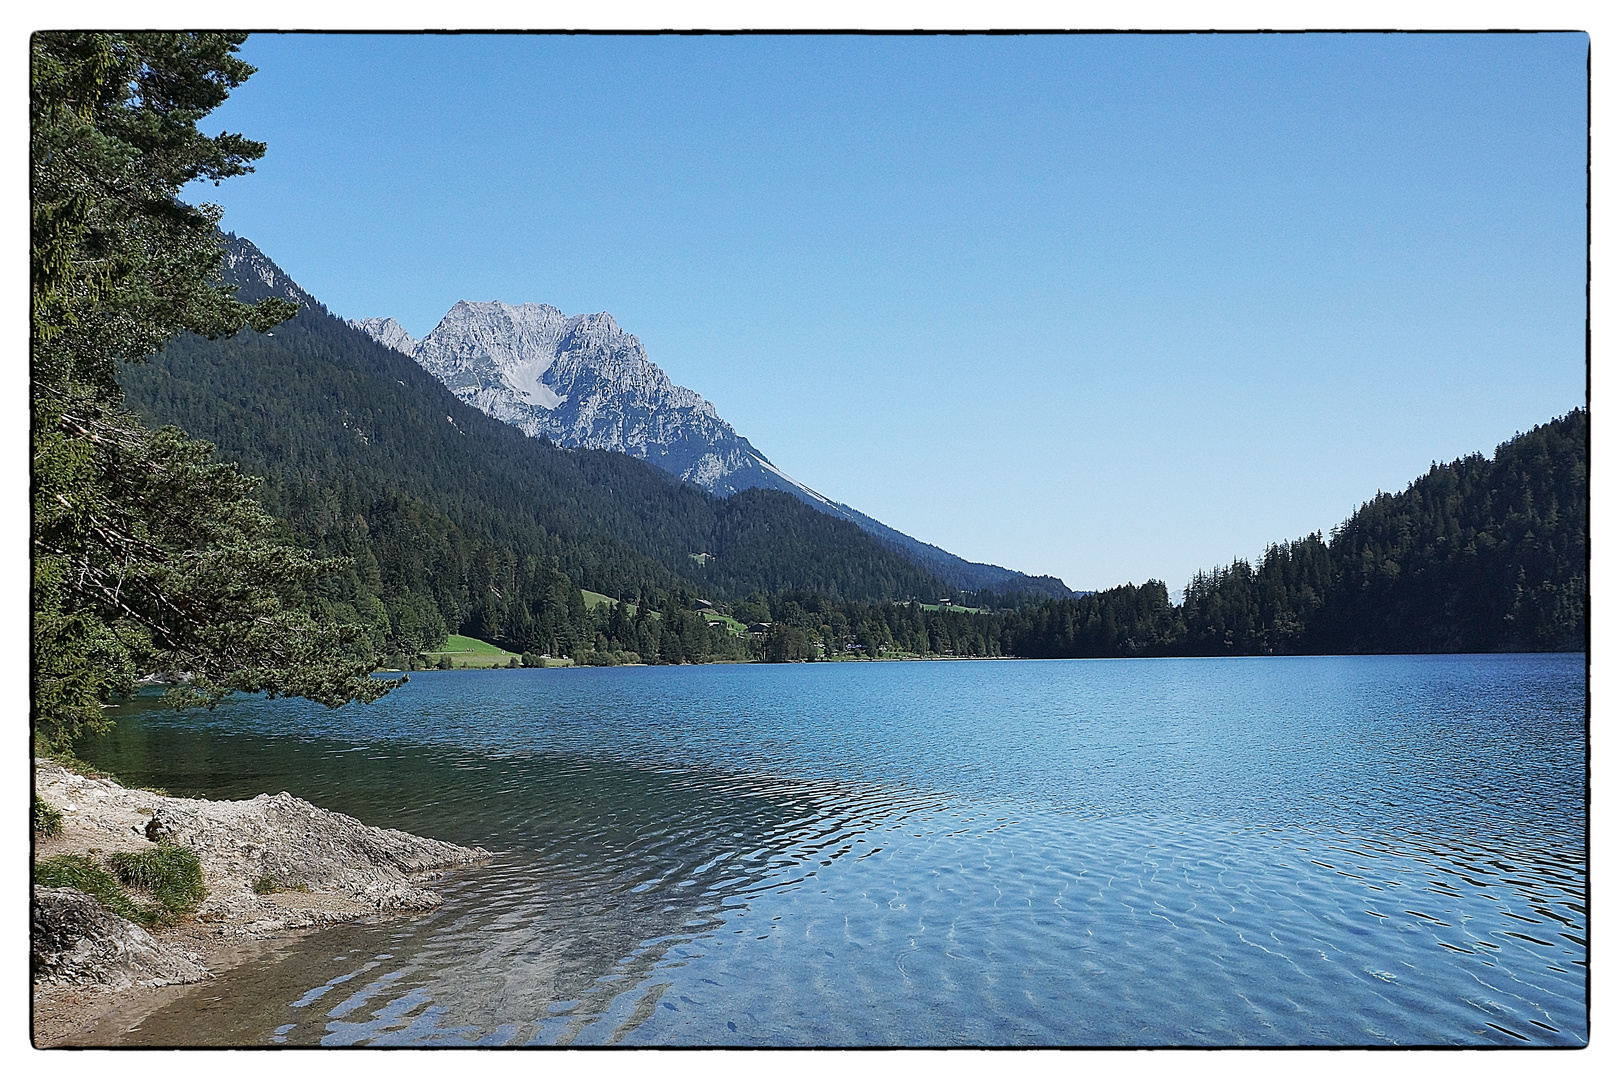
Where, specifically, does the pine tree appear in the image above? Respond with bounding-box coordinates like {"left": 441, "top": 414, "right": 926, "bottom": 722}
{"left": 31, "top": 33, "right": 393, "bottom": 752}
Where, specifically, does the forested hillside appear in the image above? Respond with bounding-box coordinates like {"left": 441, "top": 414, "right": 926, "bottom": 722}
{"left": 1000, "top": 408, "right": 1587, "bottom": 657}
{"left": 123, "top": 269, "right": 1586, "bottom": 667}
{"left": 118, "top": 232, "right": 1584, "bottom": 666}
{"left": 119, "top": 255, "right": 951, "bottom": 660}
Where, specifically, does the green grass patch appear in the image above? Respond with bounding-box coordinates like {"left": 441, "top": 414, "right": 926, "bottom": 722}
{"left": 436, "top": 634, "right": 511, "bottom": 656}
{"left": 582, "top": 591, "right": 659, "bottom": 619}
{"left": 421, "top": 634, "right": 523, "bottom": 668}
{"left": 109, "top": 844, "right": 206, "bottom": 916}
{"left": 37, "top": 844, "right": 209, "bottom": 926}
{"left": 701, "top": 611, "right": 749, "bottom": 633}
{"left": 35, "top": 854, "right": 156, "bottom": 926}
{"left": 34, "top": 796, "right": 63, "bottom": 837}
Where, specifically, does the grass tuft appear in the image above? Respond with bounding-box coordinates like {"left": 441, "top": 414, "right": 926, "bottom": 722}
{"left": 34, "top": 796, "right": 63, "bottom": 837}
{"left": 253, "top": 874, "right": 309, "bottom": 895}
{"left": 35, "top": 854, "right": 155, "bottom": 926}
{"left": 37, "top": 844, "right": 208, "bottom": 926}
{"left": 109, "top": 844, "right": 206, "bottom": 915}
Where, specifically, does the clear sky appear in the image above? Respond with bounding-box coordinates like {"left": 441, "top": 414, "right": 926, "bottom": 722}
{"left": 187, "top": 31, "right": 1588, "bottom": 594}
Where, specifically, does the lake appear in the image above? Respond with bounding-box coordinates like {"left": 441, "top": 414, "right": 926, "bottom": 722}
{"left": 72, "top": 654, "right": 1587, "bottom": 1047}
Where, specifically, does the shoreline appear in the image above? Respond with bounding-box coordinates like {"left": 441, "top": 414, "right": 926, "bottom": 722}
{"left": 31, "top": 760, "right": 488, "bottom": 1048}
{"left": 33, "top": 919, "right": 338, "bottom": 1048}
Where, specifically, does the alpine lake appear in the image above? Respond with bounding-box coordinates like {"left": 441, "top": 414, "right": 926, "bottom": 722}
{"left": 72, "top": 653, "right": 1587, "bottom": 1047}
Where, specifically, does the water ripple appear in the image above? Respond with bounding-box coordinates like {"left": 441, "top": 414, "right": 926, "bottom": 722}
{"left": 79, "top": 654, "right": 1585, "bottom": 1047}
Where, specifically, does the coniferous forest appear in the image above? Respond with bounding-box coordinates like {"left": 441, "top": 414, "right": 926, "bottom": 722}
{"left": 125, "top": 273, "right": 1587, "bottom": 666}
{"left": 120, "top": 274, "right": 956, "bottom": 665}
{"left": 1006, "top": 406, "right": 1586, "bottom": 658}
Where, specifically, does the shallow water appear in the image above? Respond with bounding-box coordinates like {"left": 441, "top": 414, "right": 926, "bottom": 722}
{"left": 75, "top": 654, "right": 1587, "bottom": 1046}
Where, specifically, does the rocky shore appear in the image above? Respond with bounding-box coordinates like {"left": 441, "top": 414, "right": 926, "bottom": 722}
{"left": 31, "top": 761, "right": 488, "bottom": 1047}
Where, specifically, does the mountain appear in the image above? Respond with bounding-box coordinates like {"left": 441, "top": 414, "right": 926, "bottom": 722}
{"left": 350, "top": 298, "right": 1073, "bottom": 598}
{"left": 352, "top": 300, "right": 791, "bottom": 497}
{"left": 132, "top": 240, "right": 1584, "bottom": 662}
{"left": 117, "top": 236, "right": 974, "bottom": 661}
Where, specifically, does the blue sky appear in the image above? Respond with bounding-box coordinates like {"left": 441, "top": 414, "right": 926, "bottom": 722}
{"left": 188, "top": 32, "right": 1588, "bottom": 593}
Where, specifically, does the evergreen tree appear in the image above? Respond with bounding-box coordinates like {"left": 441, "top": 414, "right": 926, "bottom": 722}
{"left": 31, "top": 33, "right": 392, "bottom": 751}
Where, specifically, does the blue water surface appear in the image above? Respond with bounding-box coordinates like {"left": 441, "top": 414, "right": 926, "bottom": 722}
{"left": 78, "top": 654, "right": 1587, "bottom": 1047}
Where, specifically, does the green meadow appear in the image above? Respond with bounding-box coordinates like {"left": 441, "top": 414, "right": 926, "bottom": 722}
{"left": 421, "top": 634, "right": 525, "bottom": 668}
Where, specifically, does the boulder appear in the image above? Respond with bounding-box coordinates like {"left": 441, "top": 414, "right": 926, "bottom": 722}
{"left": 144, "top": 790, "right": 486, "bottom": 912}
{"left": 32, "top": 887, "right": 210, "bottom": 989}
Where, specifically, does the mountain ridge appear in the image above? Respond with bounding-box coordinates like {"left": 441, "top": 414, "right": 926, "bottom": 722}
{"left": 126, "top": 236, "right": 964, "bottom": 609}
{"left": 349, "top": 291, "right": 1074, "bottom": 599}
{"left": 122, "top": 237, "right": 1584, "bottom": 661}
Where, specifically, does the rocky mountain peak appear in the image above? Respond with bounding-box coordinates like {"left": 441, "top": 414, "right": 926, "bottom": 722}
{"left": 221, "top": 234, "right": 1073, "bottom": 597}
{"left": 347, "top": 293, "right": 1074, "bottom": 598}
{"left": 222, "top": 233, "right": 319, "bottom": 310}
{"left": 348, "top": 316, "right": 418, "bottom": 355}
{"left": 351, "top": 298, "right": 747, "bottom": 473}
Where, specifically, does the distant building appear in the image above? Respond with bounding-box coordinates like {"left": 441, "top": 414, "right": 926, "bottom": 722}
{"left": 694, "top": 598, "right": 714, "bottom": 610}
{"left": 748, "top": 622, "right": 772, "bottom": 634}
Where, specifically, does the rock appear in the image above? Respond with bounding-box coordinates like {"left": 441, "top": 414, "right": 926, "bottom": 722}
{"left": 34, "top": 759, "right": 489, "bottom": 1045}
{"left": 348, "top": 315, "right": 418, "bottom": 355}
{"left": 32, "top": 887, "right": 210, "bottom": 989}
{"left": 144, "top": 789, "right": 486, "bottom": 913}
{"left": 36, "top": 760, "right": 489, "bottom": 956}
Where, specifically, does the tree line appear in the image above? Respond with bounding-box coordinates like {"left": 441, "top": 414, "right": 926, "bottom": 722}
{"left": 692, "top": 409, "right": 1586, "bottom": 662}
{"left": 130, "top": 268, "right": 1591, "bottom": 670}
{"left": 33, "top": 33, "right": 1584, "bottom": 760}
{"left": 908, "top": 409, "right": 1584, "bottom": 660}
